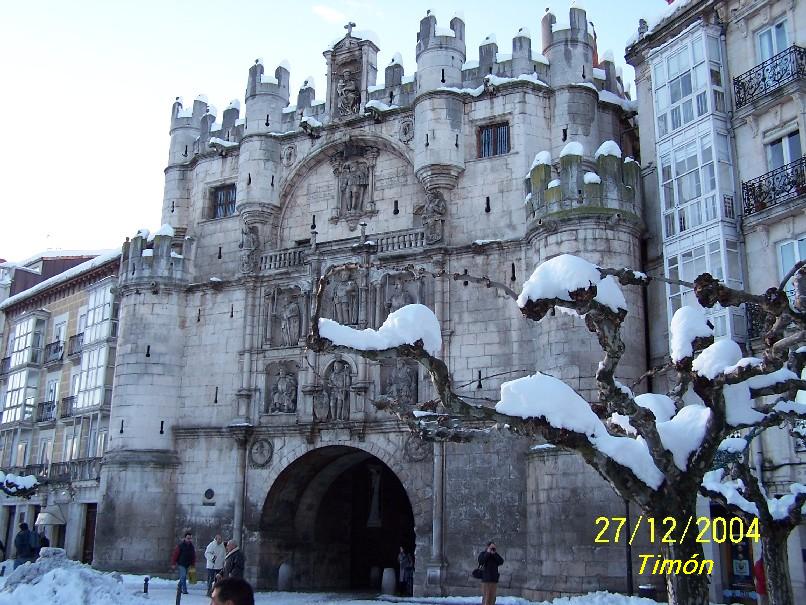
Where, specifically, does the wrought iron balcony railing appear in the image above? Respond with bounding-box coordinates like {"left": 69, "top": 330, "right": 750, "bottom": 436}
{"left": 44, "top": 340, "right": 64, "bottom": 364}
{"left": 67, "top": 333, "right": 84, "bottom": 357}
{"left": 733, "top": 45, "right": 806, "bottom": 109}
{"left": 36, "top": 400, "right": 57, "bottom": 422}
{"left": 60, "top": 396, "right": 75, "bottom": 418}
{"left": 742, "top": 156, "right": 806, "bottom": 216}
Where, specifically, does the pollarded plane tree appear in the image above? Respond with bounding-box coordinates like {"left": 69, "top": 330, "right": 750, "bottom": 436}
{"left": 307, "top": 255, "right": 806, "bottom": 605}
{"left": 701, "top": 424, "right": 806, "bottom": 605}
{"left": 0, "top": 470, "right": 40, "bottom": 499}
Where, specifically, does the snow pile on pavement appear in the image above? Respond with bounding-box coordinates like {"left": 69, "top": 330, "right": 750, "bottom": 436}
{"left": 0, "top": 548, "right": 148, "bottom": 605}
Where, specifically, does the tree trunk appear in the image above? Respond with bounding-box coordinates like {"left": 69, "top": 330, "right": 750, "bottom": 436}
{"left": 657, "top": 500, "right": 711, "bottom": 605}
{"left": 762, "top": 528, "right": 794, "bottom": 605}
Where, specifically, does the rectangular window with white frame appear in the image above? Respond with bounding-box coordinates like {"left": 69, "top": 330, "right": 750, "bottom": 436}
{"left": 84, "top": 284, "right": 114, "bottom": 345}
{"left": 76, "top": 345, "right": 109, "bottom": 409}
{"left": 766, "top": 131, "right": 802, "bottom": 171}
{"left": 758, "top": 20, "right": 788, "bottom": 62}
{"left": 778, "top": 235, "right": 806, "bottom": 297}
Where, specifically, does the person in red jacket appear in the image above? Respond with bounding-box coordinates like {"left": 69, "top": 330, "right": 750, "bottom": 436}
{"left": 754, "top": 556, "right": 767, "bottom": 605}
{"left": 171, "top": 532, "right": 196, "bottom": 595}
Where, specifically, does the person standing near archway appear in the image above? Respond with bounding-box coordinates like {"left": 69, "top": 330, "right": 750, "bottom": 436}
{"left": 477, "top": 541, "right": 504, "bottom": 605}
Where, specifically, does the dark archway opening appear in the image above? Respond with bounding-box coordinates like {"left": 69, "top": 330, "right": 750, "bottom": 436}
{"left": 259, "top": 446, "right": 415, "bottom": 591}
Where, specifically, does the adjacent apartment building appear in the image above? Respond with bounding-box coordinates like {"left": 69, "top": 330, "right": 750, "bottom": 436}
{"left": 626, "top": 0, "right": 805, "bottom": 603}
{"left": 0, "top": 250, "right": 120, "bottom": 563}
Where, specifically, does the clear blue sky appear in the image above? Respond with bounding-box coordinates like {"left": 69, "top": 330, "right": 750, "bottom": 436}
{"left": 0, "top": 0, "right": 671, "bottom": 262}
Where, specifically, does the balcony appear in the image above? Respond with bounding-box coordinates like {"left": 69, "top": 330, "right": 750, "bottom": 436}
{"left": 733, "top": 45, "right": 806, "bottom": 110}
{"left": 67, "top": 333, "right": 84, "bottom": 357}
{"left": 742, "top": 156, "right": 806, "bottom": 216}
{"left": 44, "top": 340, "right": 64, "bottom": 365}
{"left": 59, "top": 396, "right": 75, "bottom": 418}
{"left": 36, "top": 400, "right": 57, "bottom": 422}
{"left": 49, "top": 457, "right": 102, "bottom": 483}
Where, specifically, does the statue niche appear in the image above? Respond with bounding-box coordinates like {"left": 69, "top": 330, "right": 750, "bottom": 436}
{"left": 381, "top": 358, "right": 417, "bottom": 405}
{"left": 329, "top": 144, "right": 378, "bottom": 230}
{"left": 327, "top": 268, "right": 360, "bottom": 326}
{"left": 266, "top": 287, "right": 306, "bottom": 347}
{"left": 265, "top": 363, "right": 298, "bottom": 414}
{"left": 324, "top": 359, "right": 352, "bottom": 421}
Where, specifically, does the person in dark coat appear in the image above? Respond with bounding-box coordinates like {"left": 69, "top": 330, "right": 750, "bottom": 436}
{"left": 217, "top": 539, "right": 245, "bottom": 581}
{"left": 171, "top": 531, "right": 196, "bottom": 594}
{"left": 210, "top": 577, "right": 254, "bottom": 605}
{"left": 13, "top": 522, "right": 38, "bottom": 568}
{"left": 477, "top": 541, "right": 504, "bottom": 605}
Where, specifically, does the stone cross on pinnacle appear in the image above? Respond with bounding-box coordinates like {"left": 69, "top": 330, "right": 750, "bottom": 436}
{"left": 344, "top": 21, "right": 356, "bottom": 37}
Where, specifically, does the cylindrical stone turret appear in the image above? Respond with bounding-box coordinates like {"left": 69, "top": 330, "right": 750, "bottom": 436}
{"left": 415, "top": 13, "right": 466, "bottom": 91}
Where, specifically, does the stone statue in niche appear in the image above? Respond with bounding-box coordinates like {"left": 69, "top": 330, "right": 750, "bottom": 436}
{"left": 340, "top": 161, "right": 369, "bottom": 212}
{"left": 270, "top": 368, "right": 297, "bottom": 413}
{"left": 327, "top": 360, "right": 352, "bottom": 421}
{"left": 329, "top": 145, "right": 378, "bottom": 229}
{"left": 280, "top": 300, "right": 301, "bottom": 346}
{"left": 332, "top": 270, "right": 358, "bottom": 325}
{"left": 384, "top": 359, "right": 416, "bottom": 405}
{"left": 239, "top": 219, "right": 261, "bottom": 273}
{"left": 385, "top": 279, "right": 411, "bottom": 314}
{"left": 337, "top": 69, "right": 360, "bottom": 115}
{"left": 415, "top": 190, "right": 447, "bottom": 244}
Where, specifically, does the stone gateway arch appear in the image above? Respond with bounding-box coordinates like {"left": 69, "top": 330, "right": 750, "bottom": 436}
{"left": 257, "top": 445, "right": 415, "bottom": 590}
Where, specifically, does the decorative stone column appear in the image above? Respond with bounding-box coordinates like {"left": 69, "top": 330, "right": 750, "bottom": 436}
{"left": 426, "top": 441, "right": 447, "bottom": 593}
{"left": 229, "top": 425, "right": 253, "bottom": 545}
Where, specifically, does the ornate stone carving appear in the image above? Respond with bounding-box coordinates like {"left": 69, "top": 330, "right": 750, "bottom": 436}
{"left": 331, "top": 269, "right": 359, "bottom": 325}
{"left": 414, "top": 190, "right": 447, "bottom": 244}
{"left": 270, "top": 367, "right": 298, "bottom": 413}
{"left": 326, "top": 360, "right": 352, "bottom": 421}
{"left": 312, "top": 389, "right": 330, "bottom": 422}
{"left": 330, "top": 145, "right": 379, "bottom": 229}
{"left": 399, "top": 118, "right": 414, "bottom": 144}
{"left": 282, "top": 144, "right": 297, "bottom": 167}
{"left": 249, "top": 438, "right": 273, "bottom": 467}
{"left": 280, "top": 300, "right": 301, "bottom": 346}
{"left": 385, "top": 279, "right": 411, "bottom": 314}
{"left": 383, "top": 359, "right": 417, "bottom": 405}
{"left": 239, "top": 217, "right": 261, "bottom": 274}
{"left": 403, "top": 434, "right": 431, "bottom": 462}
{"left": 337, "top": 69, "right": 361, "bottom": 116}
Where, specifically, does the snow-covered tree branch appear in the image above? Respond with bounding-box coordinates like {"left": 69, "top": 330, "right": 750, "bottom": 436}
{"left": 0, "top": 470, "right": 41, "bottom": 499}
{"left": 307, "top": 255, "right": 806, "bottom": 605}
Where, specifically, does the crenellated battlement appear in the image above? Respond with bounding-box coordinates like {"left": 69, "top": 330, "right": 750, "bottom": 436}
{"left": 119, "top": 225, "right": 192, "bottom": 288}
{"left": 525, "top": 140, "right": 641, "bottom": 221}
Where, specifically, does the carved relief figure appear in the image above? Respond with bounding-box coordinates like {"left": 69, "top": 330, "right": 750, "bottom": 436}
{"left": 340, "top": 161, "right": 369, "bottom": 212}
{"left": 385, "top": 279, "right": 411, "bottom": 314}
{"left": 239, "top": 220, "right": 261, "bottom": 273}
{"left": 384, "top": 358, "right": 416, "bottom": 405}
{"left": 337, "top": 70, "right": 360, "bottom": 115}
{"left": 280, "top": 300, "right": 301, "bottom": 346}
{"left": 327, "top": 360, "right": 352, "bottom": 420}
{"left": 313, "top": 389, "right": 330, "bottom": 421}
{"left": 415, "top": 190, "right": 447, "bottom": 244}
{"left": 332, "top": 270, "right": 358, "bottom": 324}
{"left": 271, "top": 368, "right": 297, "bottom": 413}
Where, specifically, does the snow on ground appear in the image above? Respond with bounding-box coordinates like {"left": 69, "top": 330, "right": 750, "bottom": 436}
{"left": 0, "top": 556, "right": 667, "bottom": 605}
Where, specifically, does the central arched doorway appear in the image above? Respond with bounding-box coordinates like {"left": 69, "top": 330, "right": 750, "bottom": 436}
{"left": 259, "top": 445, "right": 415, "bottom": 590}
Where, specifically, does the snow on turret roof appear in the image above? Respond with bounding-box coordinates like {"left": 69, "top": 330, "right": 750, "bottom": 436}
{"left": 516, "top": 26, "right": 531, "bottom": 38}
{"left": 226, "top": 99, "right": 241, "bottom": 110}
{"left": 435, "top": 26, "right": 456, "bottom": 37}
{"left": 389, "top": 52, "right": 403, "bottom": 66}
{"left": 301, "top": 76, "right": 315, "bottom": 89}
{"left": 279, "top": 59, "right": 291, "bottom": 71}
{"left": 481, "top": 33, "right": 497, "bottom": 44}
{"left": 560, "top": 141, "right": 584, "bottom": 157}
{"left": 595, "top": 140, "right": 622, "bottom": 160}
{"left": 195, "top": 93, "right": 208, "bottom": 103}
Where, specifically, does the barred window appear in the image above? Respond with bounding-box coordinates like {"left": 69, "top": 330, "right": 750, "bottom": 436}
{"left": 212, "top": 184, "right": 237, "bottom": 218}
{"left": 478, "top": 123, "right": 510, "bottom": 158}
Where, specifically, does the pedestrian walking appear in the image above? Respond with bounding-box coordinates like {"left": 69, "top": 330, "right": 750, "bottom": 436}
{"left": 397, "top": 546, "right": 414, "bottom": 595}
{"left": 205, "top": 534, "right": 226, "bottom": 596}
{"left": 217, "top": 539, "right": 245, "bottom": 581}
{"left": 754, "top": 555, "right": 768, "bottom": 605}
{"left": 171, "top": 531, "right": 196, "bottom": 595}
{"left": 477, "top": 541, "right": 504, "bottom": 605}
{"left": 13, "top": 522, "right": 39, "bottom": 569}
{"left": 210, "top": 577, "right": 254, "bottom": 605}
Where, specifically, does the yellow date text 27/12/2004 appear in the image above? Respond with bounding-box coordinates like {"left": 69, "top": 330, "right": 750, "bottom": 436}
{"left": 593, "top": 516, "right": 760, "bottom": 545}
